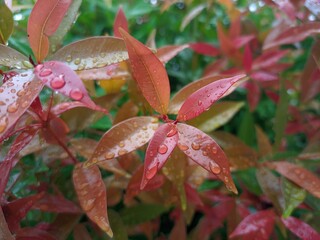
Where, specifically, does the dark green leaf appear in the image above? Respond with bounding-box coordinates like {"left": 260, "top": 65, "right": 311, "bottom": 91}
{"left": 0, "top": 2, "right": 13, "bottom": 44}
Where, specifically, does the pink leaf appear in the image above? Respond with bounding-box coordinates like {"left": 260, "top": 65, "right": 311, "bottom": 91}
{"left": 34, "top": 61, "right": 106, "bottom": 112}
{"left": 141, "top": 123, "right": 179, "bottom": 189}
{"left": 229, "top": 209, "right": 276, "bottom": 240}
{"left": 27, "top": 0, "right": 72, "bottom": 62}
{"left": 252, "top": 50, "right": 289, "bottom": 70}
{"left": 281, "top": 216, "right": 320, "bottom": 240}
{"left": 113, "top": 6, "right": 128, "bottom": 38}
{"left": 0, "top": 70, "right": 44, "bottom": 139}
{"left": 189, "top": 42, "right": 219, "bottom": 57}
{"left": 246, "top": 81, "right": 261, "bottom": 111}
{"left": 243, "top": 44, "right": 253, "bottom": 72}
{"left": 233, "top": 35, "right": 255, "bottom": 49}
{"left": 156, "top": 44, "right": 189, "bottom": 63}
{"left": 51, "top": 101, "right": 107, "bottom": 116}
{"left": 177, "top": 74, "right": 246, "bottom": 121}
{"left": 177, "top": 123, "right": 237, "bottom": 194}
{"left": 250, "top": 71, "right": 278, "bottom": 82}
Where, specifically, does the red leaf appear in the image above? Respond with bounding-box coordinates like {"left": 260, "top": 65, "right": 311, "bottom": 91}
{"left": 246, "top": 81, "right": 261, "bottom": 111}
{"left": 16, "top": 227, "right": 56, "bottom": 240}
{"left": 113, "top": 7, "right": 128, "bottom": 38}
{"left": 84, "top": 116, "right": 159, "bottom": 167}
{"left": 3, "top": 192, "right": 45, "bottom": 233}
{"left": 73, "top": 163, "right": 113, "bottom": 237}
{"left": 176, "top": 123, "right": 237, "bottom": 194}
{"left": 281, "top": 216, "right": 320, "bottom": 240}
{"left": 156, "top": 44, "right": 189, "bottom": 63}
{"left": 141, "top": 123, "right": 178, "bottom": 189}
{"left": 229, "top": 209, "right": 276, "bottom": 240}
{"left": 273, "top": 0, "right": 296, "bottom": 20}
{"left": 119, "top": 29, "right": 170, "bottom": 114}
{"left": 250, "top": 71, "right": 278, "bottom": 82}
{"left": 34, "top": 61, "right": 106, "bottom": 113}
{"left": 177, "top": 74, "right": 246, "bottom": 121}
{"left": 27, "top": 0, "right": 72, "bottom": 62}
{"left": 252, "top": 50, "right": 289, "bottom": 70}
{"left": 243, "top": 44, "right": 253, "bottom": 72}
{"left": 184, "top": 183, "right": 203, "bottom": 206}
{"left": 263, "top": 22, "right": 320, "bottom": 50}
{"left": 0, "top": 70, "right": 44, "bottom": 139}
{"left": 0, "top": 207, "right": 14, "bottom": 240}
{"left": 51, "top": 101, "right": 107, "bottom": 116}
{"left": 267, "top": 161, "right": 320, "bottom": 198}
{"left": 189, "top": 42, "right": 219, "bottom": 57}
{"left": 169, "top": 214, "right": 186, "bottom": 240}
{"left": 233, "top": 35, "right": 255, "bottom": 49}
{"left": 32, "top": 193, "right": 81, "bottom": 213}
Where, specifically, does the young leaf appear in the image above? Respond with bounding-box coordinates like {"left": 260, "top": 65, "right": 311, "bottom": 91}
{"left": 0, "top": 70, "right": 44, "bottom": 139}
{"left": 281, "top": 216, "right": 320, "bottom": 240}
{"left": 119, "top": 29, "right": 170, "bottom": 114}
{"left": 267, "top": 161, "right": 320, "bottom": 198}
{"left": 0, "top": 44, "right": 30, "bottom": 69}
{"left": 243, "top": 44, "right": 253, "bottom": 72}
{"left": 252, "top": 50, "right": 289, "bottom": 70}
{"left": 0, "top": 1, "right": 13, "bottom": 44}
{"left": 141, "top": 123, "right": 179, "bottom": 189}
{"left": 156, "top": 44, "right": 189, "bottom": 63}
{"left": 189, "top": 42, "right": 220, "bottom": 57}
{"left": 187, "top": 101, "right": 244, "bottom": 132}
{"left": 49, "top": 37, "right": 128, "bottom": 71}
{"left": 177, "top": 123, "right": 237, "bottom": 194}
{"left": 84, "top": 117, "right": 159, "bottom": 167}
{"left": 49, "top": 0, "right": 82, "bottom": 54}
{"left": 246, "top": 81, "right": 261, "bottom": 111}
{"left": 34, "top": 61, "right": 105, "bottom": 112}
{"left": 177, "top": 74, "right": 246, "bottom": 121}
{"left": 16, "top": 228, "right": 56, "bottom": 240}
{"left": 73, "top": 163, "right": 113, "bottom": 237}
{"left": 180, "top": 4, "right": 206, "bottom": 31}
{"left": 27, "top": 0, "right": 72, "bottom": 62}
{"left": 114, "top": 7, "right": 128, "bottom": 38}
{"left": 229, "top": 209, "right": 276, "bottom": 240}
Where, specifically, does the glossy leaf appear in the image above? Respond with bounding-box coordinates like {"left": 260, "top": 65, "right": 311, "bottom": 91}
{"left": 169, "top": 74, "right": 244, "bottom": 114}
{"left": 281, "top": 216, "right": 320, "bottom": 240}
{"left": 34, "top": 61, "right": 106, "bottom": 112}
{"left": 0, "top": 1, "right": 13, "bottom": 44}
{"left": 246, "top": 81, "right": 261, "bottom": 111}
{"left": 73, "top": 163, "right": 113, "bottom": 237}
{"left": 0, "top": 70, "right": 44, "bottom": 139}
{"left": 180, "top": 4, "right": 206, "bottom": 31}
{"left": 187, "top": 101, "right": 244, "bottom": 132}
{"left": 141, "top": 123, "right": 179, "bottom": 189}
{"left": 267, "top": 161, "right": 320, "bottom": 198}
{"left": 27, "top": 0, "right": 72, "bottom": 62}
{"left": 177, "top": 123, "right": 237, "bottom": 194}
{"left": 50, "top": 37, "right": 128, "bottom": 71}
{"left": 114, "top": 7, "right": 128, "bottom": 38}
{"left": 256, "top": 168, "right": 285, "bottom": 213}
{"left": 282, "top": 178, "right": 306, "bottom": 218}
{"left": 84, "top": 116, "right": 159, "bottom": 167}
{"left": 49, "top": 0, "right": 82, "bottom": 54}
{"left": 120, "top": 29, "right": 170, "bottom": 114}
{"left": 229, "top": 209, "right": 276, "bottom": 240}
{"left": 189, "top": 42, "right": 220, "bottom": 57}
{"left": 52, "top": 101, "right": 106, "bottom": 116}
{"left": 250, "top": 71, "right": 278, "bottom": 82}
{"left": 252, "top": 49, "right": 289, "bottom": 70}
{"left": 156, "top": 44, "right": 189, "bottom": 63}
{"left": 0, "top": 44, "right": 30, "bottom": 69}
{"left": 263, "top": 22, "right": 320, "bottom": 50}
{"left": 177, "top": 74, "right": 246, "bottom": 121}
{"left": 0, "top": 207, "right": 14, "bottom": 240}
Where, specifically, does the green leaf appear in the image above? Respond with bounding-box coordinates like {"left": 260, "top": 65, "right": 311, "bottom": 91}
{"left": 120, "top": 204, "right": 168, "bottom": 226}
{"left": 282, "top": 178, "right": 306, "bottom": 218}
{"left": 273, "top": 78, "right": 289, "bottom": 151}
{"left": 0, "top": 1, "right": 13, "bottom": 44}
{"left": 238, "top": 106, "right": 256, "bottom": 147}
{"left": 108, "top": 210, "right": 128, "bottom": 240}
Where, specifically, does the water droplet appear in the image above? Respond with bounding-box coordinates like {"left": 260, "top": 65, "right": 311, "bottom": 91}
{"left": 0, "top": 101, "right": 5, "bottom": 106}
{"left": 209, "top": 162, "right": 221, "bottom": 174}
{"left": 100, "top": 52, "right": 106, "bottom": 58}
{"left": 198, "top": 100, "right": 202, "bottom": 106}
{"left": 66, "top": 55, "right": 72, "bottom": 62}
{"left": 105, "top": 152, "right": 115, "bottom": 160}
{"left": 70, "top": 88, "right": 84, "bottom": 100}
{"left": 0, "top": 116, "right": 8, "bottom": 133}
{"left": 34, "top": 64, "right": 44, "bottom": 72}
{"left": 202, "top": 151, "right": 208, "bottom": 156}
{"left": 10, "top": 89, "right": 16, "bottom": 93}
{"left": 178, "top": 144, "right": 189, "bottom": 151}
{"left": 224, "top": 176, "right": 229, "bottom": 183}
{"left": 118, "top": 149, "right": 128, "bottom": 156}
{"left": 7, "top": 102, "right": 19, "bottom": 113}
{"left": 39, "top": 68, "right": 52, "bottom": 77}
{"left": 74, "top": 58, "right": 81, "bottom": 65}
{"left": 50, "top": 75, "right": 66, "bottom": 89}
{"left": 212, "top": 147, "right": 217, "bottom": 154}
{"left": 191, "top": 142, "right": 201, "bottom": 150}
{"left": 158, "top": 144, "right": 168, "bottom": 154}
{"left": 167, "top": 127, "right": 177, "bottom": 137}
{"left": 118, "top": 141, "right": 125, "bottom": 147}
{"left": 196, "top": 134, "right": 202, "bottom": 139}
{"left": 22, "top": 60, "right": 33, "bottom": 69}
{"left": 146, "top": 165, "right": 158, "bottom": 179}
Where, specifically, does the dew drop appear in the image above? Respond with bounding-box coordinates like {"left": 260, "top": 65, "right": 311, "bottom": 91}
{"left": 22, "top": 60, "right": 33, "bottom": 69}
{"left": 39, "top": 68, "right": 52, "bottom": 77}
{"left": 118, "top": 141, "right": 125, "bottom": 148}
{"left": 167, "top": 127, "right": 177, "bottom": 137}
{"left": 34, "top": 64, "right": 44, "bottom": 72}
{"left": 74, "top": 58, "right": 81, "bottom": 65}
{"left": 178, "top": 144, "right": 189, "bottom": 151}
{"left": 70, "top": 88, "right": 84, "bottom": 100}
{"left": 224, "top": 176, "right": 229, "bottom": 183}
{"left": 105, "top": 152, "right": 115, "bottom": 160}
{"left": 196, "top": 134, "right": 202, "bottom": 139}
{"left": 50, "top": 75, "right": 66, "bottom": 89}
{"left": 209, "top": 162, "right": 221, "bottom": 174}
{"left": 118, "top": 149, "right": 128, "bottom": 156}
{"left": 158, "top": 144, "right": 168, "bottom": 154}
{"left": 198, "top": 100, "right": 202, "bottom": 106}
{"left": 0, "top": 115, "right": 8, "bottom": 133}
{"left": 202, "top": 151, "right": 208, "bottom": 156}
{"left": 0, "top": 101, "right": 5, "bottom": 106}
{"left": 191, "top": 142, "right": 201, "bottom": 150}
{"left": 21, "top": 101, "right": 29, "bottom": 108}
{"left": 66, "top": 55, "right": 72, "bottom": 62}
{"left": 10, "top": 89, "right": 16, "bottom": 93}
{"left": 7, "top": 102, "right": 19, "bottom": 113}
{"left": 212, "top": 147, "right": 217, "bottom": 154}
{"left": 146, "top": 165, "right": 158, "bottom": 179}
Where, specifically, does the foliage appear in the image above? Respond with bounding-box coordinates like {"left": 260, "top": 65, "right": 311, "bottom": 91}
{"left": 1, "top": 0, "right": 320, "bottom": 239}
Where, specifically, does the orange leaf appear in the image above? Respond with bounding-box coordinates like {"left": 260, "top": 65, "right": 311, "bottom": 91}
{"left": 113, "top": 6, "right": 128, "bottom": 38}
{"left": 120, "top": 29, "right": 170, "bottom": 114}
{"left": 73, "top": 163, "right": 113, "bottom": 237}
{"left": 28, "top": 0, "right": 72, "bottom": 62}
